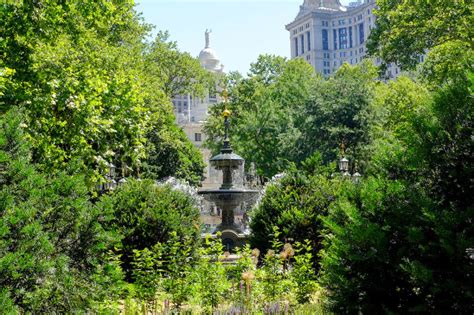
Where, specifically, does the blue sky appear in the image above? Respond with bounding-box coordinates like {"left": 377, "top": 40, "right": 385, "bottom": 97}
{"left": 136, "top": 0, "right": 352, "bottom": 75}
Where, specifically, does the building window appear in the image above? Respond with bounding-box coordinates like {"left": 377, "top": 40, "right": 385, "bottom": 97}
{"left": 294, "top": 37, "right": 298, "bottom": 56}
{"left": 195, "top": 133, "right": 202, "bottom": 142}
{"left": 333, "top": 29, "right": 337, "bottom": 50}
{"left": 359, "top": 23, "right": 365, "bottom": 44}
{"left": 307, "top": 31, "right": 311, "bottom": 51}
{"left": 300, "top": 34, "right": 305, "bottom": 54}
{"left": 339, "top": 28, "right": 347, "bottom": 49}
{"left": 322, "top": 29, "right": 328, "bottom": 50}
{"left": 349, "top": 27, "right": 353, "bottom": 48}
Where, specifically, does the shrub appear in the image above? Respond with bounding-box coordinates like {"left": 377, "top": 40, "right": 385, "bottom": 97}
{"left": 99, "top": 179, "right": 201, "bottom": 279}
{"left": 0, "top": 110, "right": 123, "bottom": 312}
{"left": 250, "top": 155, "right": 342, "bottom": 268}
{"left": 319, "top": 177, "right": 473, "bottom": 313}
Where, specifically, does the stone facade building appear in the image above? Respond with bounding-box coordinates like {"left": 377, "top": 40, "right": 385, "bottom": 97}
{"left": 286, "top": 0, "right": 401, "bottom": 77}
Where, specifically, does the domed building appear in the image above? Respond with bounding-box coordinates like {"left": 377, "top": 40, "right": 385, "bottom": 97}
{"left": 172, "top": 29, "right": 224, "bottom": 125}
{"left": 199, "top": 30, "right": 224, "bottom": 73}
{"left": 171, "top": 30, "right": 225, "bottom": 190}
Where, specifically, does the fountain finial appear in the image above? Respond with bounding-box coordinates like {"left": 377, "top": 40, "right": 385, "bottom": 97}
{"left": 222, "top": 108, "right": 231, "bottom": 151}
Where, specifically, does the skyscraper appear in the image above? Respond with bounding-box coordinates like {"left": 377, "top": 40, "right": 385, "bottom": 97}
{"left": 286, "top": 0, "right": 400, "bottom": 77}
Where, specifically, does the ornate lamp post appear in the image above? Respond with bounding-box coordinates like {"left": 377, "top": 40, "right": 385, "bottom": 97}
{"left": 338, "top": 156, "right": 350, "bottom": 177}
{"left": 338, "top": 143, "right": 362, "bottom": 182}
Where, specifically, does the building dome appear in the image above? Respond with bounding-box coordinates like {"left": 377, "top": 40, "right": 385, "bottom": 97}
{"left": 199, "top": 30, "right": 223, "bottom": 72}
{"left": 304, "top": 0, "right": 343, "bottom": 9}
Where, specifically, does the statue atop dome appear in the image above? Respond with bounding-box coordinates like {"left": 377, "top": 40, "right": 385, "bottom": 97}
{"left": 205, "top": 29, "right": 211, "bottom": 48}
{"left": 199, "top": 29, "right": 223, "bottom": 73}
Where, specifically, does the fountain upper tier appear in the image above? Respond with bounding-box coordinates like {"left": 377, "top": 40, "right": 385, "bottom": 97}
{"left": 208, "top": 109, "right": 245, "bottom": 190}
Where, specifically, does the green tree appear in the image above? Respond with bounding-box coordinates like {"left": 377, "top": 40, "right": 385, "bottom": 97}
{"left": 144, "top": 31, "right": 214, "bottom": 99}
{"left": 320, "top": 178, "right": 436, "bottom": 313}
{"left": 1, "top": 2, "right": 206, "bottom": 188}
{"left": 320, "top": 174, "right": 473, "bottom": 313}
{"left": 0, "top": 110, "right": 123, "bottom": 312}
{"left": 1, "top": 1, "right": 153, "bottom": 184}
{"left": 319, "top": 71, "right": 473, "bottom": 313}
{"left": 204, "top": 55, "right": 320, "bottom": 179}
{"left": 302, "top": 60, "right": 378, "bottom": 167}
{"left": 367, "top": 0, "right": 473, "bottom": 69}
{"left": 141, "top": 122, "right": 205, "bottom": 186}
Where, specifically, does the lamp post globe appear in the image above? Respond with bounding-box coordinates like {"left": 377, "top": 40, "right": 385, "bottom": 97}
{"left": 339, "top": 157, "right": 349, "bottom": 172}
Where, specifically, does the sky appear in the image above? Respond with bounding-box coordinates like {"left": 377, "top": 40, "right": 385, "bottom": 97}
{"left": 136, "top": 0, "right": 352, "bottom": 75}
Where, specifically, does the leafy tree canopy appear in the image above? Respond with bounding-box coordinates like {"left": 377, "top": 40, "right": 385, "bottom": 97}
{"left": 367, "top": 0, "right": 473, "bottom": 70}
{"left": 1, "top": 1, "right": 206, "bottom": 187}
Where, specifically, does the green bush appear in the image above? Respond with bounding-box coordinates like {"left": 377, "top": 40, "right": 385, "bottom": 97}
{"left": 250, "top": 155, "right": 342, "bottom": 269}
{"left": 99, "top": 179, "right": 201, "bottom": 279}
{"left": 0, "top": 111, "right": 123, "bottom": 312}
{"left": 320, "top": 176, "right": 473, "bottom": 313}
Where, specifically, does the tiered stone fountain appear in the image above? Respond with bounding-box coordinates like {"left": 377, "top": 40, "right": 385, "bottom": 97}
{"left": 198, "top": 109, "right": 259, "bottom": 251}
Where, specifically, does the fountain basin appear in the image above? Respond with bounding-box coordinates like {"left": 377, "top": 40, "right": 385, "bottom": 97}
{"left": 199, "top": 188, "right": 259, "bottom": 206}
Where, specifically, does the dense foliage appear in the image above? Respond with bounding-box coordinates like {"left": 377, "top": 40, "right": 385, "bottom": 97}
{"left": 367, "top": 0, "right": 472, "bottom": 69}
{"left": 0, "top": 111, "right": 122, "bottom": 312}
{"left": 1, "top": 1, "right": 206, "bottom": 187}
{"left": 204, "top": 57, "right": 377, "bottom": 180}
{"left": 1, "top": 0, "right": 472, "bottom": 313}
{"left": 318, "top": 0, "right": 474, "bottom": 312}
{"left": 1, "top": 0, "right": 208, "bottom": 312}
{"left": 250, "top": 155, "right": 342, "bottom": 268}
{"left": 99, "top": 179, "right": 201, "bottom": 278}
